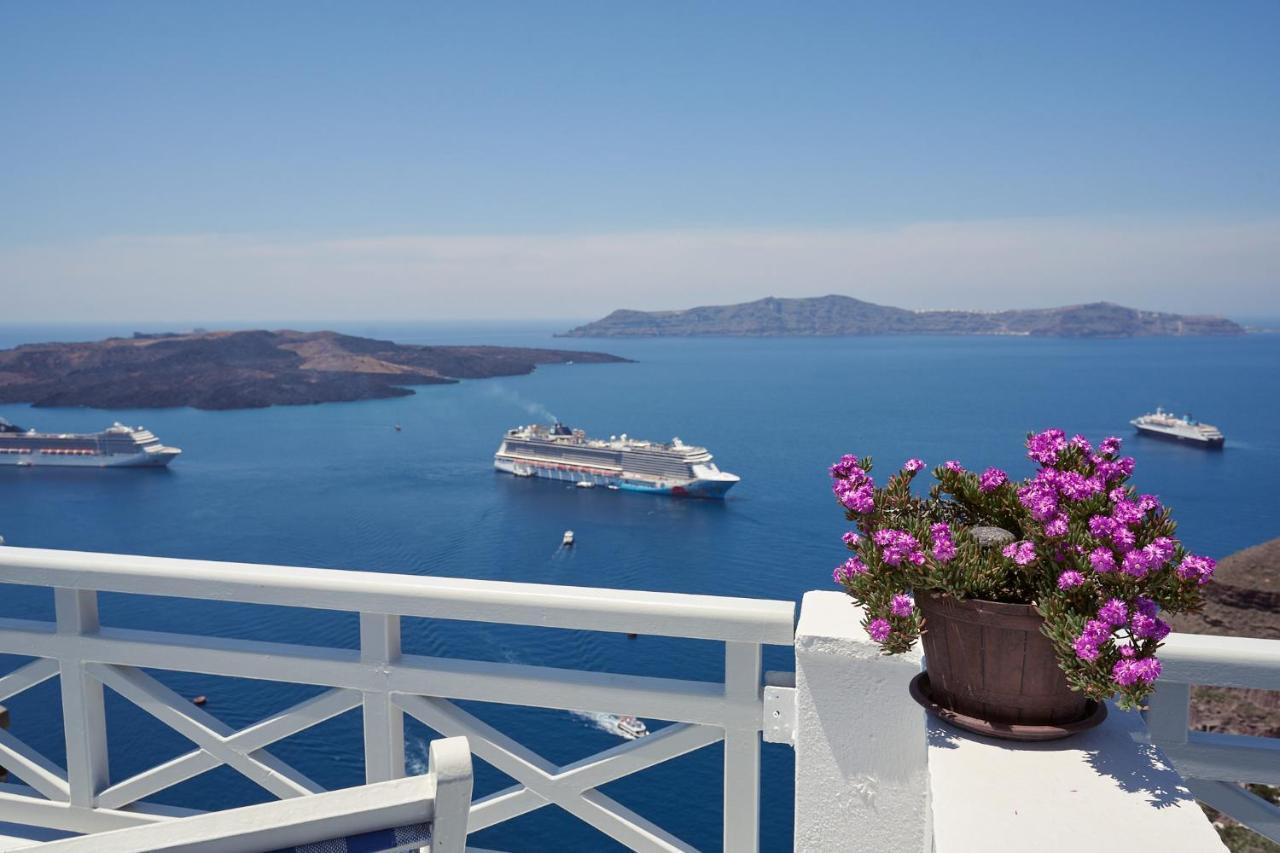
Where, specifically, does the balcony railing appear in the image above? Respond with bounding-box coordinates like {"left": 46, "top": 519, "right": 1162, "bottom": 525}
{"left": 0, "top": 546, "right": 795, "bottom": 852}
{"left": 2, "top": 546, "right": 1278, "bottom": 851}
{"left": 1146, "top": 631, "right": 1280, "bottom": 845}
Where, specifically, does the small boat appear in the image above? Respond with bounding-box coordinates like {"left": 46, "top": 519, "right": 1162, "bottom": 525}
{"left": 606, "top": 484, "right": 620, "bottom": 491}
{"left": 576, "top": 480, "right": 594, "bottom": 489}
{"left": 394, "top": 424, "right": 402, "bottom": 432}
{"left": 601, "top": 714, "right": 648, "bottom": 740}
{"left": 562, "top": 530, "right": 575, "bottom": 547}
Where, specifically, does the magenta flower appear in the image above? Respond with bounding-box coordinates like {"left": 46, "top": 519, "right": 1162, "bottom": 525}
{"left": 1043, "top": 513, "right": 1069, "bottom": 538}
{"left": 1002, "top": 540, "right": 1036, "bottom": 566}
{"left": 1111, "top": 527, "right": 1136, "bottom": 551}
{"left": 1099, "top": 436, "right": 1122, "bottom": 456}
{"left": 874, "top": 529, "right": 925, "bottom": 566}
{"left": 943, "top": 460, "right": 965, "bottom": 473}
{"left": 833, "top": 556, "right": 868, "bottom": 583}
{"left": 903, "top": 458, "right": 926, "bottom": 473}
{"left": 829, "top": 454, "right": 860, "bottom": 478}
{"left": 1069, "top": 434, "right": 1094, "bottom": 453}
{"left": 1057, "top": 570, "right": 1085, "bottom": 590}
{"left": 867, "top": 618, "right": 892, "bottom": 643}
{"left": 978, "top": 467, "right": 1008, "bottom": 492}
{"left": 1098, "top": 598, "right": 1128, "bottom": 626}
{"left": 1177, "top": 554, "right": 1216, "bottom": 585}
{"left": 841, "top": 531, "right": 861, "bottom": 547}
{"left": 1027, "top": 428, "right": 1068, "bottom": 465}
{"left": 1089, "top": 546, "right": 1117, "bottom": 574}
{"left": 890, "top": 593, "right": 914, "bottom": 617}
{"left": 1130, "top": 613, "right": 1170, "bottom": 641}
{"left": 930, "top": 522, "right": 956, "bottom": 563}
{"left": 1137, "top": 494, "right": 1162, "bottom": 514}
{"left": 1113, "top": 656, "right": 1161, "bottom": 686}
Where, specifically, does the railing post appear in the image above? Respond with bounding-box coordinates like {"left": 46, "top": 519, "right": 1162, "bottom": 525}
{"left": 793, "top": 591, "right": 930, "bottom": 853}
{"left": 1144, "top": 681, "right": 1191, "bottom": 748}
{"left": 723, "top": 641, "right": 761, "bottom": 853}
{"left": 54, "top": 588, "right": 109, "bottom": 808}
{"left": 360, "top": 613, "right": 405, "bottom": 782}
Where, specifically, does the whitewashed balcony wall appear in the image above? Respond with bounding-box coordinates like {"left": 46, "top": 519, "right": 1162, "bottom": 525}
{"left": 0, "top": 547, "right": 796, "bottom": 852}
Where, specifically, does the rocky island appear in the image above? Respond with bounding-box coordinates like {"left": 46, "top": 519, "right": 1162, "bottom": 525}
{"left": 561, "top": 295, "right": 1245, "bottom": 338}
{"left": 0, "top": 330, "right": 628, "bottom": 410}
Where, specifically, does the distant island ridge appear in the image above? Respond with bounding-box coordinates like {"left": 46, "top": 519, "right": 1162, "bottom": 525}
{"left": 0, "top": 330, "right": 628, "bottom": 411}
{"left": 560, "top": 295, "right": 1246, "bottom": 338}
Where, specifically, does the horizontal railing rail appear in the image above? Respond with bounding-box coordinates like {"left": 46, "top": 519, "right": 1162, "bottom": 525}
{"left": 1146, "top": 631, "right": 1280, "bottom": 846}
{"left": 0, "top": 546, "right": 796, "bottom": 852}
{"left": 0, "top": 546, "right": 795, "bottom": 645}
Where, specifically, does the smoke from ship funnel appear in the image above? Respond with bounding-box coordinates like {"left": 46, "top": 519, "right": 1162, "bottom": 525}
{"left": 484, "top": 385, "right": 558, "bottom": 424}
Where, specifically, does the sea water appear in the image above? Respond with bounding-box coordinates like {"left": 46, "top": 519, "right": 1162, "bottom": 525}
{"left": 1, "top": 324, "right": 1278, "bottom": 851}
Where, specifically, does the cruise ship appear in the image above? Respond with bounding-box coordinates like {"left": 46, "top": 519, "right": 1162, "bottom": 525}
{"left": 1130, "top": 407, "right": 1224, "bottom": 448}
{"left": 494, "top": 423, "right": 740, "bottom": 497}
{"left": 0, "top": 419, "right": 182, "bottom": 467}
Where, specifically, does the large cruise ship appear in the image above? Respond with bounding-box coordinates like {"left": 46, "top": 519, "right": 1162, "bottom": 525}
{"left": 495, "top": 423, "right": 740, "bottom": 497}
{"left": 1130, "top": 407, "right": 1224, "bottom": 448}
{"left": 0, "top": 419, "right": 182, "bottom": 467}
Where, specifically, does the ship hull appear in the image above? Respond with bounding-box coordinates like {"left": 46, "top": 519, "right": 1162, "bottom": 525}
{"left": 0, "top": 450, "right": 179, "bottom": 468}
{"left": 1132, "top": 425, "right": 1224, "bottom": 448}
{"left": 494, "top": 456, "right": 737, "bottom": 498}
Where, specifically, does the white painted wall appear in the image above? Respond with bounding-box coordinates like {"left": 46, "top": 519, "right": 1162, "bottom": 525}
{"left": 793, "top": 591, "right": 931, "bottom": 853}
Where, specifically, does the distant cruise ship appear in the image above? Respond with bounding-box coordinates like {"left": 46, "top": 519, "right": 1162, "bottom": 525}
{"left": 1130, "top": 408, "right": 1224, "bottom": 448}
{"left": 0, "top": 419, "right": 182, "bottom": 467}
{"left": 495, "top": 423, "right": 740, "bottom": 497}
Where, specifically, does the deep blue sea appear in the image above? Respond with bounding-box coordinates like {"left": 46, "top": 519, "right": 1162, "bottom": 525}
{"left": 2, "top": 324, "right": 1278, "bottom": 851}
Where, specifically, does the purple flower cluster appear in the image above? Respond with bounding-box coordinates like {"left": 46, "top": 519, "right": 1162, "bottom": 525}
{"left": 1056, "top": 470, "right": 1104, "bottom": 501}
{"left": 1073, "top": 619, "right": 1112, "bottom": 661}
{"left": 832, "top": 556, "right": 868, "bottom": 584}
{"left": 1070, "top": 434, "right": 1093, "bottom": 453}
{"left": 1089, "top": 546, "right": 1117, "bottom": 573}
{"left": 1119, "top": 537, "right": 1177, "bottom": 579}
{"left": 903, "top": 458, "right": 926, "bottom": 473}
{"left": 867, "top": 618, "right": 892, "bottom": 643}
{"left": 1130, "top": 613, "right": 1171, "bottom": 641}
{"left": 1113, "top": 655, "right": 1161, "bottom": 686}
{"left": 1017, "top": 477, "right": 1060, "bottom": 522}
{"left": 1057, "top": 570, "right": 1085, "bottom": 590}
{"left": 978, "top": 467, "right": 1007, "bottom": 492}
{"left": 1098, "top": 436, "right": 1123, "bottom": 456}
{"left": 831, "top": 457, "right": 876, "bottom": 514}
{"left": 1098, "top": 598, "right": 1128, "bottom": 626}
{"left": 890, "top": 593, "right": 914, "bottom": 617}
{"left": 1176, "top": 554, "right": 1216, "bottom": 585}
{"left": 1027, "top": 428, "right": 1068, "bottom": 465}
{"left": 873, "top": 529, "right": 925, "bottom": 566}
{"left": 842, "top": 531, "right": 861, "bottom": 547}
{"left": 1002, "top": 540, "right": 1036, "bottom": 566}
{"left": 1093, "top": 454, "right": 1136, "bottom": 483}
{"left": 943, "top": 460, "right": 965, "bottom": 473}
{"left": 930, "top": 523, "right": 956, "bottom": 563}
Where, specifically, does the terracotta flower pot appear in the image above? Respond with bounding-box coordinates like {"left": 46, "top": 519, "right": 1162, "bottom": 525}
{"left": 916, "top": 589, "right": 1090, "bottom": 730}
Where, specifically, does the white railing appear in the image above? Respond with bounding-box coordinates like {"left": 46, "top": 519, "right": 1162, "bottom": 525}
{"left": 1146, "top": 631, "right": 1280, "bottom": 845}
{"left": 0, "top": 546, "right": 795, "bottom": 852}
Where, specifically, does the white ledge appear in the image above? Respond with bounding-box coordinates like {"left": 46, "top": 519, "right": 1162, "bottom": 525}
{"left": 928, "top": 705, "right": 1227, "bottom": 853}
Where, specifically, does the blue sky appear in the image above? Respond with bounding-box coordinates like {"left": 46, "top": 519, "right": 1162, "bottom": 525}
{"left": 2, "top": 1, "right": 1278, "bottom": 321}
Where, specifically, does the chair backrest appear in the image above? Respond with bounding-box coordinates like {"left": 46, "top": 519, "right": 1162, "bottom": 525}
{"left": 29, "top": 736, "right": 473, "bottom": 853}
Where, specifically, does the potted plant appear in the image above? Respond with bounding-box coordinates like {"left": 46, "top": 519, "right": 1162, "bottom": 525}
{"left": 830, "top": 429, "right": 1215, "bottom": 740}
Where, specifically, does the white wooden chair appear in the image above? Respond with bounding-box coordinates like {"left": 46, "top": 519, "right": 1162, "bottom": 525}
{"left": 22, "top": 737, "right": 472, "bottom": 853}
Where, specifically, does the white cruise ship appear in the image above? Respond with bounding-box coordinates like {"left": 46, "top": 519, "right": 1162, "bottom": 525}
{"left": 495, "top": 423, "right": 739, "bottom": 497}
{"left": 0, "top": 419, "right": 182, "bottom": 467}
{"left": 1130, "top": 408, "right": 1224, "bottom": 448}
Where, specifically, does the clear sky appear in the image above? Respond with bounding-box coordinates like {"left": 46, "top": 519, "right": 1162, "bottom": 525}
{"left": 2, "top": 1, "right": 1277, "bottom": 322}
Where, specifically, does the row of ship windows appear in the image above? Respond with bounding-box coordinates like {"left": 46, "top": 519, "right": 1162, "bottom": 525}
{"left": 1, "top": 448, "right": 102, "bottom": 456}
